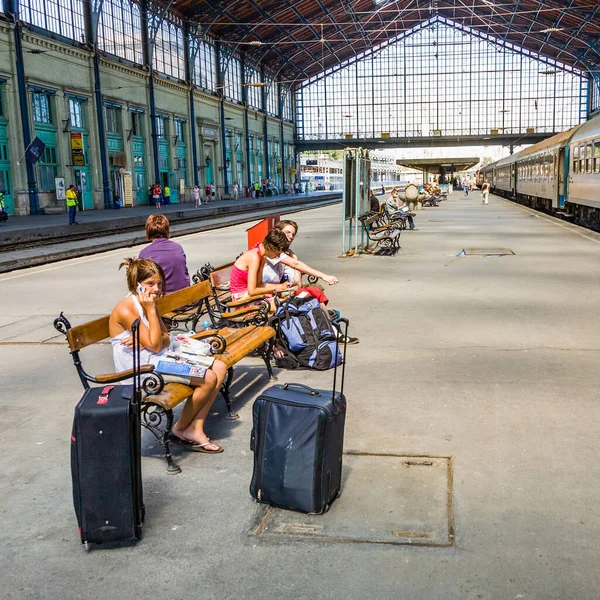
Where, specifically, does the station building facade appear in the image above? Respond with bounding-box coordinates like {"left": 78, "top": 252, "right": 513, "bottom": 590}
{"left": 0, "top": 1, "right": 296, "bottom": 215}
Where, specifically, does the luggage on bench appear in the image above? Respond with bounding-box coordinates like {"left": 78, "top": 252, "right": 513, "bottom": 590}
{"left": 70, "top": 319, "right": 148, "bottom": 550}
{"left": 249, "top": 319, "right": 349, "bottom": 514}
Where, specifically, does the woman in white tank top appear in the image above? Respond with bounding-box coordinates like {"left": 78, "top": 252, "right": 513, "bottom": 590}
{"left": 108, "top": 257, "right": 227, "bottom": 454}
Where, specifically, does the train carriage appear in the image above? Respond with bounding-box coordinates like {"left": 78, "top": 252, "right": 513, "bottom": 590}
{"left": 494, "top": 154, "right": 519, "bottom": 197}
{"left": 515, "top": 127, "right": 576, "bottom": 210}
{"left": 567, "top": 117, "right": 600, "bottom": 211}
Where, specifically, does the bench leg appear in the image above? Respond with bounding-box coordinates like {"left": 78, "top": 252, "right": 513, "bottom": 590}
{"left": 221, "top": 367, "right": 239, "bottom": 420}
{"left": 141, "top": 403, "right": 182, "bottom": 474}
{"left": 259, "top": 340, "right": 277, "bottom": 381}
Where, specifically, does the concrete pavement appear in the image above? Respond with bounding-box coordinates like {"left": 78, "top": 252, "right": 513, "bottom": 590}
{"left": 1, "top": 192, "right": 600, "bottom": 599}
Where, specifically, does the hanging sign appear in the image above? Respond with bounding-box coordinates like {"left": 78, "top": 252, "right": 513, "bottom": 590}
{"left": 70, "top": 132, "right": 83, "bottom": 150}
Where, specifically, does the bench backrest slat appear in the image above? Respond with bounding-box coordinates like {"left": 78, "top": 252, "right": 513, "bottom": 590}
{"left": 67, "top": 280, "right": 212, "bottom": 352}
{"left": 156, "top": 280, "right": 211, "bottom": 314}
{"left": 363, "top": 214, "right": 380, "bottom": 226}
{"left": 209, "top": 262, "right": 234, "bottom": 288}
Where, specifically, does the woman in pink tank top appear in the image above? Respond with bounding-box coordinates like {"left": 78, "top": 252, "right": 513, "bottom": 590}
{"left": 230, "top": 230, "right": 292, "bottom": 301}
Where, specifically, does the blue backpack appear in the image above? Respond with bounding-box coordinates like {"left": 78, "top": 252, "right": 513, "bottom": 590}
{"left": 275, "top": 296, "right": 343, "bottom": 371}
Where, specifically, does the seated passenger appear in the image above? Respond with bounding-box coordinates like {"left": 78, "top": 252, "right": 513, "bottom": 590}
{"left": 386, "top": 188, "right": 419, "bottom": 230}
{"left": 139, "top": 215, "right": 190, "bottom": 293}
{"left": 229, "top": 230, "right": 293, "bottom": 306}
{"left": 109, "top": 258, "right": 227, "bottom": 453}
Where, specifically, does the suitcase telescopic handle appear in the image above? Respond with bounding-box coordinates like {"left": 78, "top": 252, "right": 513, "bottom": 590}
{"left": 281, "top": 383, "right": 320, "bottom": 396}
{"left": 332, "top": 318, "right": 349, "bottom": 401}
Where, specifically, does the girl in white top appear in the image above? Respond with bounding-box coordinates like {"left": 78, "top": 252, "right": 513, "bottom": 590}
{"left": 108, "top": 257, "right": 227, "bottom": 454}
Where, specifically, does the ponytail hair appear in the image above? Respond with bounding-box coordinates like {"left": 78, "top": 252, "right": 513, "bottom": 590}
{"left": 119, "top": 257, "right": 166, "bottom": 293}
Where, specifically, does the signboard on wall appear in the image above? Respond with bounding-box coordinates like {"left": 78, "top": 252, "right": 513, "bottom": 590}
{"left": 55, "top": 177, "right": 66, "bottom": 200}
{"left": 70, "top": 132, "right": 83, "bottom": 150}
{"left": 123, "top": 173, "right": 133, "bottom": 207}
{"left": 179, "top": 178, "right": 185, "bottom": 196}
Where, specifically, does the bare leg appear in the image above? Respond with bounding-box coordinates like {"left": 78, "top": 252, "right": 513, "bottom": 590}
{"left": 171, "top": 361, "right": 227, "bottom": 449}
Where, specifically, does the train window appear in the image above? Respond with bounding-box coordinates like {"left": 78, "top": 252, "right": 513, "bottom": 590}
{"left": 572, "top": 146, "right": 579, "bottom": 174}
{"left": 594, "top": 141, "right": 600, "bottom": 173}
{"left": 586, "top": 143, "right": 593, "bottom": 173}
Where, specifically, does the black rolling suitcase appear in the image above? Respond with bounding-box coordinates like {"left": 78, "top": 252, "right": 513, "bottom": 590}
{"left": 70, "top": 319, "right": 146, "bottom": 550}
{"left": 250, "top": 319, "right": 348, "bottom": 514}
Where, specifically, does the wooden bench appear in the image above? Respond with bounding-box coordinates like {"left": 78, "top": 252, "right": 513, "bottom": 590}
{"left": 197, "top": 260, "right": 317, "bottom": 318}
{"left": 54, "top": 280, "right": 276, "bottom": 474}
{"left": 358, "top": 213, "right": 402, "bottom": 255}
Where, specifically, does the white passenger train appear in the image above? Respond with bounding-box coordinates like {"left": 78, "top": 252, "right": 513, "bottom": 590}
{"left": 481, "top": 111, "right": 600, "bottom": 229}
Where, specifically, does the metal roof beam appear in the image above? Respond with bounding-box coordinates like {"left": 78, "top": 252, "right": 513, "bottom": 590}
{"left": 191, "top": 1, "right": 310, "bottom": 80}
{"left": 556, "top": 3, "right": 600, "bottom": 65}
{"left": 286, "top": 4, "right": 342, "bottom": 66}
{"left": 240, "top": 0, "right": 321, "bottom": 68}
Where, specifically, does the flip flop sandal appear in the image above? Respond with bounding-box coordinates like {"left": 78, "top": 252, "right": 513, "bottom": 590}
{"left": 169, "top": 434, "right": 223, "bottom": 454}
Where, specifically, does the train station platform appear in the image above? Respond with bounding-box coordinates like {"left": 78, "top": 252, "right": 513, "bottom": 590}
{"left": 2, "top": 191, "right": 600, "bottom": 599}
{"left": 0, "top": 191, "right": 340, "bottom": 273}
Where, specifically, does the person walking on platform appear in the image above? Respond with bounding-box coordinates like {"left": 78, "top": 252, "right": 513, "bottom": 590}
{"left": 481, "top": 179, "right": 490, "bottom": 205}
{"left": 193, "top": 185, "right": 201, "bottom": 207}
{"left": 463, "top": 179, "right": 469, "bottom": 196}
{"left": 163, "top": 184, "right": 171, "bottom": 206}
{"left": 66, "top": 184, "right": 78, "bottom": 225}
{"left": 152, "top": 183, "right": 162, "bottom": 209}
{"left": 210, "top": 182, "right": 216, "bottom": 202}
{"left": 232, "top": 181, "right": 239, "bottom": 200}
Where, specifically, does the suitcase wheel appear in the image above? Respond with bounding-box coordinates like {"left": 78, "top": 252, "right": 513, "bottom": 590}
{"left": 135, "top": 525, "right": 143, "bottom": 540}
{"left": 83, "top": 541, "right": 92, "bottom": 553}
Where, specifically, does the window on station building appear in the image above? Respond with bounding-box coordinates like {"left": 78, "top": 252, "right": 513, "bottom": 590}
{"left": 20, "top": 0, "right": 85, "bottom": 42}
{"left": 174, "top": 119, "right": 185, "bottom": 142}
{"left": 130, "top": 110, "right": 144, "bottom": 136}
{"left": 295, "top": 19, "right": 586, "bottom": 141}
{"left": 265, "top": 75, "right": 278, "bottom": 116}
{"left": 0, "top": 0, "right": 4, "bottom": 14}
{"left": 282, "top": 86, "right": 293, "bottom": 122}
{"left": 68, "top": 98, "right": 85, "bottom": 129}
{"left": 32, "top": 92, "right": 53, "bottom": 124}
{"left": 0, "top": 84, "right": 4, "bottom": 118}
{"left": 98, "top": 0, "right": 143, "bottom": 64}
{"left": 38, "top": 146, "right": 58, "bottom": 190}
{"left": 191, "top": 37, "right": 217, "bottom": 92}
{"left": 151, "top": 14, "right": 185, "bottom": 80}
{"left": 104, "top": 106, "right": 121, "bottom": 133}
{"left": 245, "top": 64, "right": 262, "bottom": 111}
{"left": 156, "top": 116, "right": 167, "bottom": 139}
{"left": 220, "top": 52, "right": 242, "bottom": 102}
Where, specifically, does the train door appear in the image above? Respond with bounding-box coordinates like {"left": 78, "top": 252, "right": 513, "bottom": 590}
{"left": 558, "top": 148, "right": 566, "bottom": 209}
{"left": 511, "top": 164, "right": 516, "bottom": 197}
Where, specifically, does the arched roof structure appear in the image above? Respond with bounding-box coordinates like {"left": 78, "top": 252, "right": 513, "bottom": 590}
{"left": 174, "top": 1, "right": 600, "bottom": 83}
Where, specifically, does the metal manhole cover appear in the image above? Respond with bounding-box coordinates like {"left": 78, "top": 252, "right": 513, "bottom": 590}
{"left": 251, "top": 452, "right": 455, "bottom": 548}
{"left": 463, "top": 247, "right": 514, "bottom": 255}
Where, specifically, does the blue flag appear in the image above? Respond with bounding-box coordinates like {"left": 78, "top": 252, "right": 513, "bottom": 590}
{"left": 25, "top": 136, "right": 46, "bottom": 164}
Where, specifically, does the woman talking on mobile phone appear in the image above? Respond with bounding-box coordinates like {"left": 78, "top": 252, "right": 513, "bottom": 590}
{"left": 108, "top": 257, "right": 228, "bottom": 454}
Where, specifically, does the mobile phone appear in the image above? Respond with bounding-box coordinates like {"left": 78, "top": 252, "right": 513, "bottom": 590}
{"left": 137, "top": 284, "right": 144, "bottom": 294}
